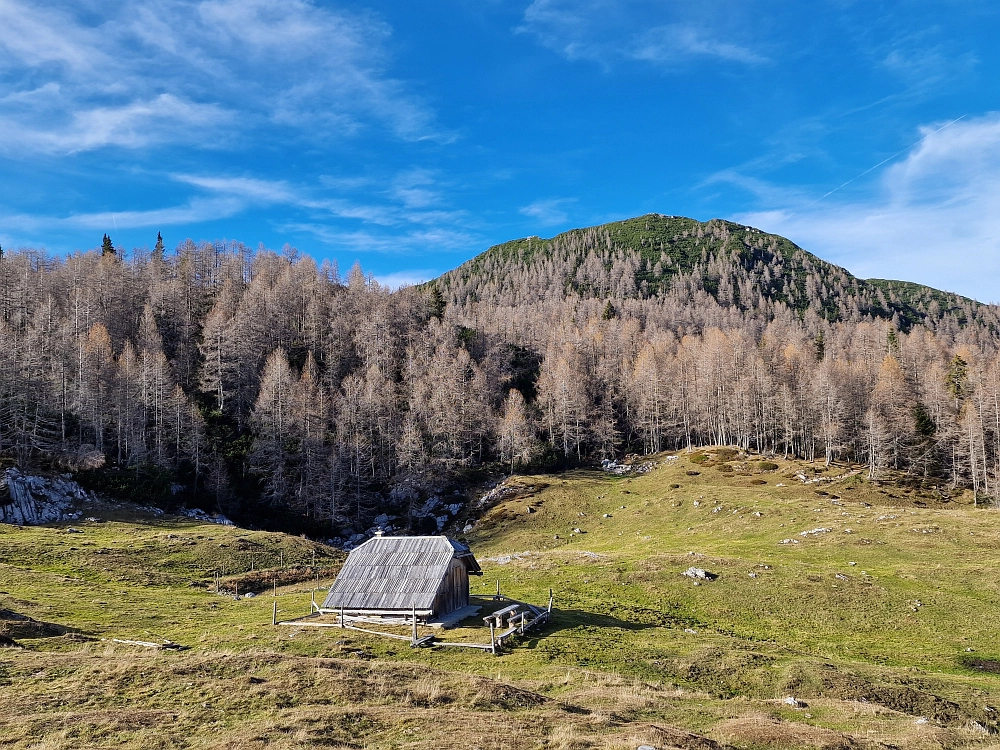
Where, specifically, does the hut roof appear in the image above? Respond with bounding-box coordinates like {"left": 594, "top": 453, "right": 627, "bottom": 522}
{"left": 322, "top": 535, "right": 481, "bottom": 612}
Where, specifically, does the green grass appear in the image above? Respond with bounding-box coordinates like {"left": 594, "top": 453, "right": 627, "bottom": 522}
{"left": 470, "top": 462, "right": 1000, "bottom": 672}
{"left": 2, "top": 452, "right": 1000, "bottom": 748}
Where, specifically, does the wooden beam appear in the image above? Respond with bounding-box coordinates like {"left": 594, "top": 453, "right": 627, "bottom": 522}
{"left": 435, "top": 641, "right": 494, "bottom": 650}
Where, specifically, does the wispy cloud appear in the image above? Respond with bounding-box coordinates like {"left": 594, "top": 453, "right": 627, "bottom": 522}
{"left": 519, "top": 197, "right": 575, "bottom": 226}
{"left": 168, "top": 169, "right": 481, "bottom": 254}
{"left": 174, "top": 171, "right": 468, "bottom": 228}
{"left": 278, "top": 222, "right": 476, "bottom": 255}
{"left": 518, "top": 0, "right": 766, "bottom": 68}
{"left": 0, "top": 0, "right": 444, "bottom": 155}
{"left": 374, "top": 268, "right": 438, "bottom": 289}
{"left": 732, "top": 114, "right": 1000, "bottom": 303}
{"left": 631, "top": 24, "right": 765, "bottom": 65}
{"left": 391, "top": 169, "right": 442, "bottom": 209}
{"left": 172, "top": 175, "right": 301, "bottom": 205}
{"left": 3, "top": 162, "right": 476, "bottom": 245}
{"left": 0, "top": 197, "right": 243, "bottom": 233}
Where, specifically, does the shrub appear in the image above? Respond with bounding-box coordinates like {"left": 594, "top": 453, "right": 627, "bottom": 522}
{"left": 757, "top": 461, "right": 779, "bottom": 471}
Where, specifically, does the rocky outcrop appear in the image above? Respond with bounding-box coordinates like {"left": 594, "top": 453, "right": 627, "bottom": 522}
{"left": 0, "top": 469, "right": 90, "bottom": 525}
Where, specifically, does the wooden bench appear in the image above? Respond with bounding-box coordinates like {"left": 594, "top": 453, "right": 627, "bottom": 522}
{"left": 483, "top": 604, "right": 519, "bottom": 626}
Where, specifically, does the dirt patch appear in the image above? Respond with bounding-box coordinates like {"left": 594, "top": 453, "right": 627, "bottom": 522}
{"left": 625, "top": 723, "right": 727, "bottom": 750}
{"left": 223, "top": 566, "right": 335, "bottom": 594}
{"left": 671, "top": 647, "right": 778, "bottom": 698}
{"left": 471, "top": 679, "right": 548, "bottom": 710}
{"left": 712, "top": 448, "right": 740, "bottom": 461}
{"left": 652, "top": 723, "right": 727, "bottom": 750}
{"left": 60, "top": 632, "right": 97, "bottom": 643}
{"left": 714, "top": 715, "right": 875, "bottom": 750}
{"left": 0, "top": 610, "right": 66, "bottom": 639}
{"left": 782, "top": 664, "right": 983, "bottom": 728}
{"left": 961, "top": 655, "right": 1000, "bottom": 674}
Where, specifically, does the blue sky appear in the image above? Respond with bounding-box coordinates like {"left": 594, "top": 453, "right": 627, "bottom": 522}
{"left": 1, "top": 1, "right": 999, "bottom": 302}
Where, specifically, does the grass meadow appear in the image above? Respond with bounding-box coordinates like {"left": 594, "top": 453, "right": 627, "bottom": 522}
{"left": 2, "top": 449, "right": 1000, "bottom": 749}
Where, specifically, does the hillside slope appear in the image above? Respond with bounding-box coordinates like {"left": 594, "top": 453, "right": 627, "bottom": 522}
{"left": 434, "top": 214, "right": 998, "bottom": 331}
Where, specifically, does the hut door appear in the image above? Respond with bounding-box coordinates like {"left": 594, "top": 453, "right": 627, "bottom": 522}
{"left": 443, "top": 561, "right": 468, "bottom": 614}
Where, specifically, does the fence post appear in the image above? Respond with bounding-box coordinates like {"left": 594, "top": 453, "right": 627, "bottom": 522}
{"left": 411, "top": 605, "right": 417, "bottom": 646}
{"left": 272, "top": 601, "right": 277, "bottom": 626}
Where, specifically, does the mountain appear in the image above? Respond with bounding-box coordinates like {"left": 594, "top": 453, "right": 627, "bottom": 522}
{"left": 434, "top": 214, "right": 997, "bottom": 333}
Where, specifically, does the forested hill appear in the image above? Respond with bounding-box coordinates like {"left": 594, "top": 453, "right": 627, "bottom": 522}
{"left": 435, "top": 214, "right": 996, "bottom": 333}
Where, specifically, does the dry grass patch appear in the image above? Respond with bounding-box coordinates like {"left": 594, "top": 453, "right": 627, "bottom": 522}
{"left": 713, "top": 714, "right": 877, "bottom": 750}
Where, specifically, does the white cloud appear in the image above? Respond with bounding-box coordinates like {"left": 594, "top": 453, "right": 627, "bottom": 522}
{"left": 174, "top": 171, "right": 460, "bottom": 227}
{"left": 64, "top": 198, "right": 244, "bottom": 230}
{"left": 0, "top": 197, "right": 243, "bottom": 233}
{"left": 280, "top": 222, "right": 476, "bottom": 253}
{"left": 733, "top": 114, "right": 1000, "bottom": 304}
{"left": 169, "top": 168, "right": 479, "bottom": 253}
{"left": 391, "top": 169, "right": 441, "bottom": 209}
{"left": 172, "top": 175, "right": 301, "bottom": 204}
{"left": 632, "top": 24, "right": 765, "bottom": 65}
{"left": 520, "top": 198, "right": 574, "bottom": 226}
{"left": 0, "top": 0, "right": 442, "bottom": 154}
{"left": 5, "top": 94, "right": 232, "bottom": 154}
{"left": 374, "top": 269, "right": 437, "bottom": 289}
{"left": 518, "top": 0, "right": 766, "bottom": 68}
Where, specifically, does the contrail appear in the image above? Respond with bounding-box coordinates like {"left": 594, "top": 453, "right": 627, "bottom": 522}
{"left": 806, "top": 114, "right": 967, "bottom": 207}
{"left": 112, "top": 214, "right": 118, "bottom": 232}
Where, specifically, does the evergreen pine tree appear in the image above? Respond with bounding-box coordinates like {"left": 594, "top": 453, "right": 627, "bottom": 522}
{"left": 101, "top": 234, "right": 115, "bottom": 257}
{"left": 153, "top": 232, "right": 165, "bottom": 259}
{"left": 886, "top": 327, "right": 899, "bottom": 355}
{"left": 947, "top": 354, "right": 968, "bottom": 404}
{"left": 427, "top": 285, "right": 446, "bottom": 319}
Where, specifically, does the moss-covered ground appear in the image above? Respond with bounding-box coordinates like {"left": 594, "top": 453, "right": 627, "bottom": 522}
{"left": 2, "top": 450, "right": 1000, "bottom": 749}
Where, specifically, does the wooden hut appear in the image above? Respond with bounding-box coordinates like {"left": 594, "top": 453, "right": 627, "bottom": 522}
{"left": 320, "top": 535, "right": 482, "bottom": 624}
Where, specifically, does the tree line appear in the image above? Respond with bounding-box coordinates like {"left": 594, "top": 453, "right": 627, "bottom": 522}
{"left": 1, "top": 229, "right": 998, "bottom": 534}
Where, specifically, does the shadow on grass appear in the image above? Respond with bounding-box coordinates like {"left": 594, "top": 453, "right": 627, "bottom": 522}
{"left": 0, "top": 608, "right": 84, "bottom": 639}
{"left": 543, "top": 607, "right": 664, "bottom": 633}
{"left": 459, "top": 599, "right": 669, "bottom": 651}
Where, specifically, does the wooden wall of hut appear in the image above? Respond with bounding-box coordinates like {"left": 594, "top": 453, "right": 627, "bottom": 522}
{"left": 434, "top": 559, "right": 469, "bottom": 616}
